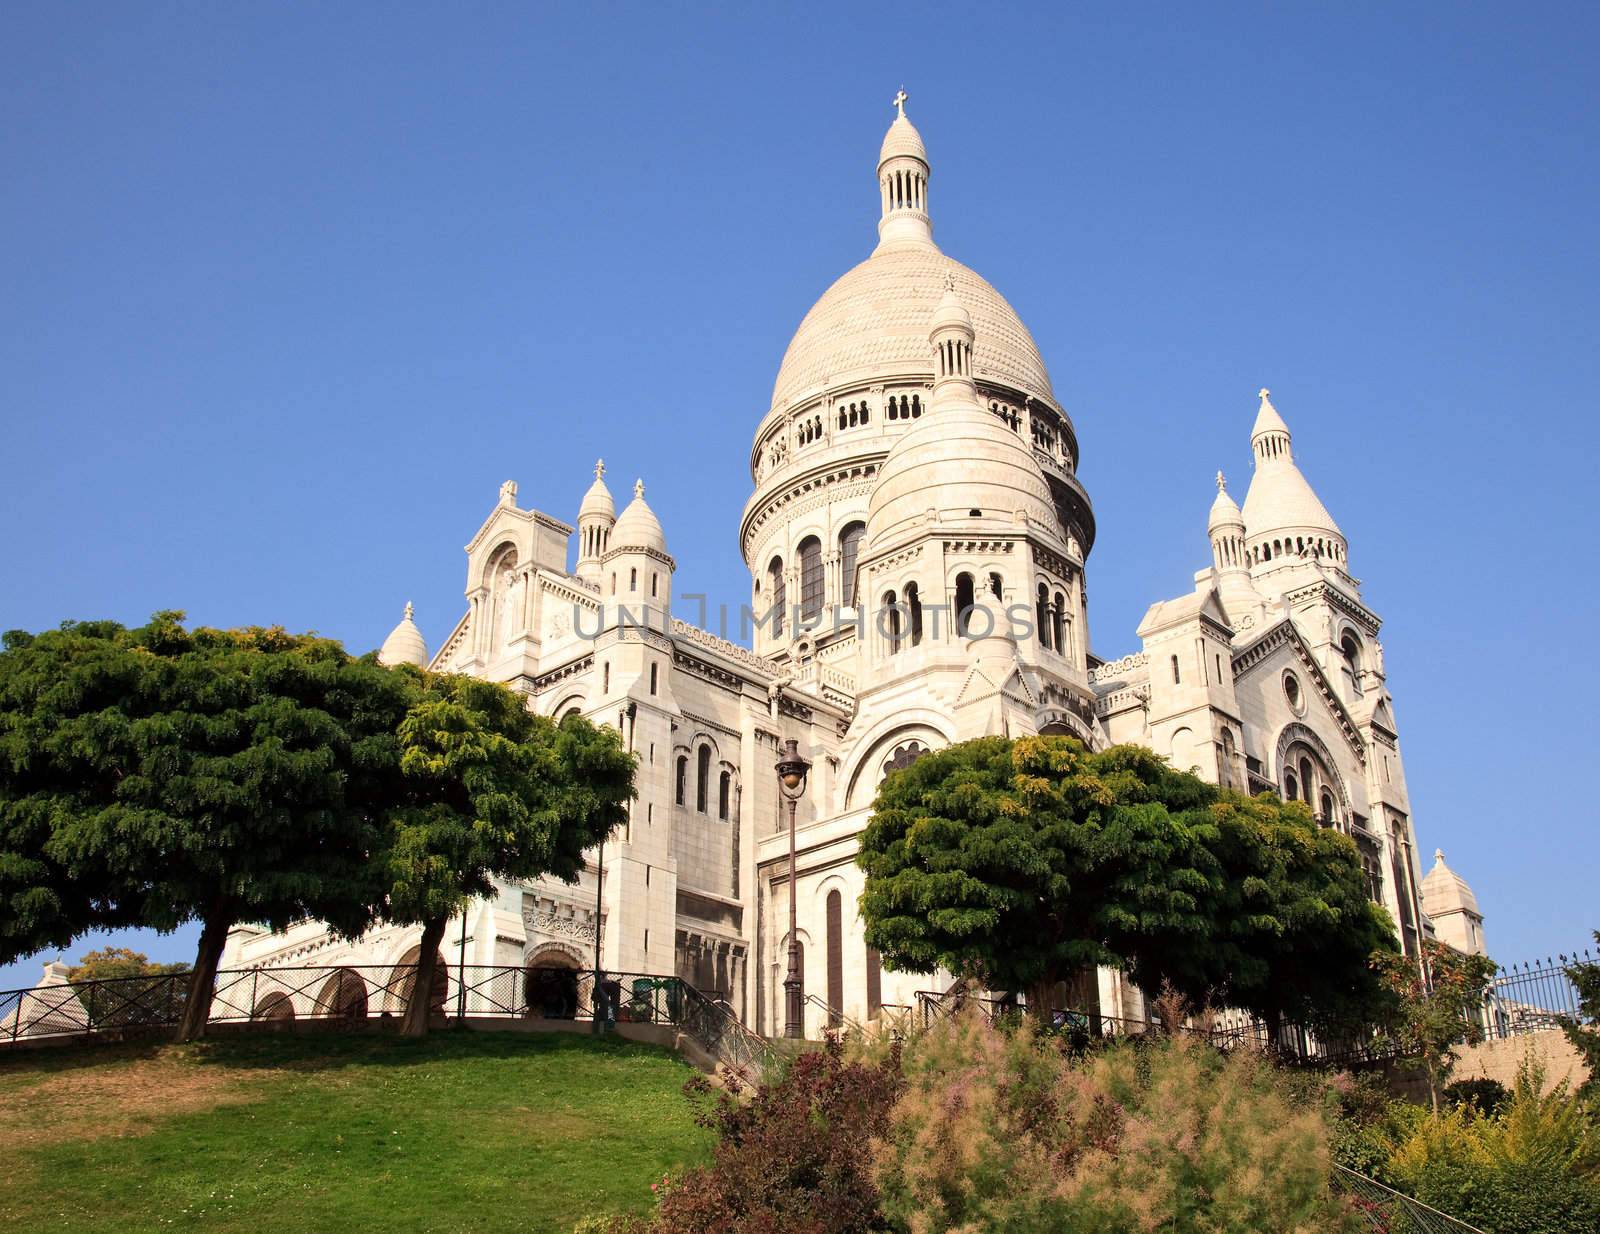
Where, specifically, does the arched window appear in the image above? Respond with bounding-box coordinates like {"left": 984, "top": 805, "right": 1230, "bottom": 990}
{"left": 1284, "top": 770, "right": 1299, "bottom": 801}
{"left": 988, "top": 573, "right": 1003, "bottom": 600}
{"left": 675, "top": 755, "right": 687, "bottom": 806}
{"left": 955, "top": 573, "right": 976, "bottom": 637}
{"left": 1036, "top": 583, "right": 1052, "bottom": 650}
{"left": 906, "top": 581, "right": 924, "bottom": 646}
{"left": 1340, "top": 632, "right": 1363, "bottom": 697}
{"left": 797, "top": 536, "right": 823, "bottom": 622}
{"left": 838, "top": 523, "right": 865, "bottom": 607}
{"left": 768, "top": 556, "right": 785, "bottom": 638}
{"left": 696, "top": 745, "right": 711, "bottom": 813}
{"left": 602, "top": 662, "right": 610, "bottom": 693}
{"left": 866, "top": 946, "right": 883, "bottom": 1019}
{"left": 884, "top": 590, "right": 901, "bottom": 654}
{"left": 649, "top": 663, "right": 658, "bottom": 695}
{"left": 1299, "top": 757, "right": 1314, "bottom": 804}
{"left": 1171, "top": 655, "right": 1181, "bottom": 684}
{"left": 718, "top": 770, "right": 731, "bottom": 821}
{"left": 1320, "top": 788, "right": 1336, "bottom": 823}
{"left": 651, "top": 572, "right": 658, "bottom": 597}
{"left": 911, "top": 394, "right": 922, "bottom": 417}
{"left": 629, "top": 567, "right": 637, "bottom": 591}
{"left": 825, "top": 890, "right": 843, "bottom": 1027}
{"left": 1051, "top": 591, "right": 1065, "bottom": 656}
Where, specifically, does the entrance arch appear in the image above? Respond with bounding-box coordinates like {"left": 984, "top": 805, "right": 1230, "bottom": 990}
{"left": 254, "top": 991, "right": 295, "bottom": 1021}
{"left": 385, "top": 945, "right": 450, "bottom": 1017}
{"left": 316, "top": 969, "right": 368, "bottom": 1020}
{"left": 525, "top": 947, "right": 583, "bottom": 1019}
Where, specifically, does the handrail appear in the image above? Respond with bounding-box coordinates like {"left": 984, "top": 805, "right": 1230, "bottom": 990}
{"left": 803, "top": 993, "right": 865, "bottom": 1035}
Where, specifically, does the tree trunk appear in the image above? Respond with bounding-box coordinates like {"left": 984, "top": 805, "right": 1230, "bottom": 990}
{"left": 175, "top": 902, "right": 234, "bottom": 1042}
{"left": 1026, "top": 978, "right": 1060, "bottom": 1022}
{"left": 399, "top": 915, "right": 449, "bottom": 1038}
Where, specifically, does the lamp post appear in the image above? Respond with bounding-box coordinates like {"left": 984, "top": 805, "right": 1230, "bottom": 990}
{"left": 775, "top": 737, "right": 812, "bottom": 1039}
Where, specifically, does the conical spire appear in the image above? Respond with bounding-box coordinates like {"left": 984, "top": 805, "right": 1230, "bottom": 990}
{"left": 1240, "top": 387, "right": 1348, "bottom": 569}
{"left": 875, "top": 89, "right": 933, "bottom": 251}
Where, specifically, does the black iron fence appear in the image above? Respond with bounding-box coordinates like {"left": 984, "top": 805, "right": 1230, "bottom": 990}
{"left": 0, "top": 963, "right": 774, "bottom": 1081}
{"left": 1485, "top": 948, "right": 1595, "bottom": 1041}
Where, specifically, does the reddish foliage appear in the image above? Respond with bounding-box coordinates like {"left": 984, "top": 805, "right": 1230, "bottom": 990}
{"left": 611, "top": 1034, "right": 903, "bottom": 1234}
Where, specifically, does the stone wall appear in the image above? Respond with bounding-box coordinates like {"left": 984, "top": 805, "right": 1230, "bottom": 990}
{"left": 1451, "top": 1028, "right": 1590, "bottom": 1094}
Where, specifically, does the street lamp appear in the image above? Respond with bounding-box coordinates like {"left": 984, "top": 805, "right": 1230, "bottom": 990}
{"left": 775, "top": 737, "right": 812, "bottom": 1039}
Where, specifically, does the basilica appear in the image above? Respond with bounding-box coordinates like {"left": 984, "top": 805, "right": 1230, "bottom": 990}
{"left": 221, "top": 100, "right": 1486, "bottom": 1034}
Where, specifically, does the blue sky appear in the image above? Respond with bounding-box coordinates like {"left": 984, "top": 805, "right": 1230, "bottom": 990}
{"left": 2, "top": 3, "right": 1596, "bottom": 988}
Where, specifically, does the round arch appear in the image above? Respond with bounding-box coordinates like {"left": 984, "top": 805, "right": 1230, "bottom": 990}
{"left": 383, "top": 944, "right": 450, "bottom": 1017}
{"left": 842, "top": 716, "right": 952, "bottom": 811}
{"left": 253, "top": 991, "right": 295, "bottom": 1022}
{"left": 315, "top": 968, "right": 369, "bottom": 1021}
{"left": 1272, "top": 722, "right": 1352, "bottom": 816}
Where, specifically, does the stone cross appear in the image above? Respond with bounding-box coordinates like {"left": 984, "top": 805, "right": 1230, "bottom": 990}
{"left": 1258, "top": 387, "right": 1271, "bottom": 401}
{"left": 594, "top": 458, "right": 605, "bottom": 480}
{"left": 403, "top": 601, "right": 414, "bottom": 621}
{"left": 1216, "top": 470, "right": 1227, "bottom": 492}
{"left": 893, "top": 88, "right": 908, "bottom": 117}
{"left": 634, "top": 479, "right": 645, "bottom": 499}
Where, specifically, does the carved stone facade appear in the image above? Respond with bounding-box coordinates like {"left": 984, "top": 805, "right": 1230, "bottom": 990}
{"left": 221, "top": 100, "right": 1481, "bottom": 1034}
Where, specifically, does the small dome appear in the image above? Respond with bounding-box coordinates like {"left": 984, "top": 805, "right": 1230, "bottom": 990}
{"left": 1421, "top": 849, "right": 1481, "bottom": 918}
{"left": 1209, "top": 472, "right": 1243, "bottom": 531}
{"left": 579, "top": 460, "right": 615, "bottom": 521}
{"left": 930, "top": 281, "right": 974, "bottom": 336}
{"left": 1242, "top": 464, "right": 1342, "bottom": 539}
{"left": 867, "top": 402, "right": 1059, "bottom": 548}
{"left": 879, "top": 112, "right": 927, "bottom": 167}
{"left": 378, "top": 602, "right": 428, "bottom": 667}
{"left": 611, "top": 480, "right": 668, "bottom": 554}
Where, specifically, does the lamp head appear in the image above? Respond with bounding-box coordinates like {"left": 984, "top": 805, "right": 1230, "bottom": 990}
{"left": 775, "top": 738, "right": 812, "bottom": 800}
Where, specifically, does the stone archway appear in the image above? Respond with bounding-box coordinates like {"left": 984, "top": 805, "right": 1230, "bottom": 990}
{"left": 385, "top": 945, "right": 449, "bottom": 1018}
{"left": 525, "top": 946, "right": 582, "bottom": 1019}
{"left": 254, "top": 991, "right": 295, "bottom": 1022}
{"left": 316, "top": 969, "right": 368, "bottom": 1021}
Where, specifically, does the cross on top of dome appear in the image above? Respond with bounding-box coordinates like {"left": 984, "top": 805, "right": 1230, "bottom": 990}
{"left": 893, "top": 87, "right": 908, "bottom": 117}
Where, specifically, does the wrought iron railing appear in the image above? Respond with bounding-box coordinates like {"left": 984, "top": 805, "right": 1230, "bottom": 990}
{"left": 1485, "top": 948, "right": 1595, "bottom": 1040}
{"left": 1332, "top": 1165, "right": 1488, "bottom": 1232}
{"left": 0, "top": 963, "right": 772, "bottom": 1080}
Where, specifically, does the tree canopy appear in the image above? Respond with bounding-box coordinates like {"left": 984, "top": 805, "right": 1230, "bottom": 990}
{"left": 371, "top": 671, "right": 635, "bottom": 1035}
{"left": 0, "top": 613, "right": 639, "bottom": 1040}
{"left": 857, "top": 735, "right": 1397, "bottom": 1029}
{"left": 0, "top": 614, "right": 415, "bottom": 1037}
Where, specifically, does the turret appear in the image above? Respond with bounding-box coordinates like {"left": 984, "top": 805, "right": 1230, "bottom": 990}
{"left": 575, "top": 458, "right": 615, "bottom": 584}
{"left": 1241, "top": 388, "right": 1349, "bottom": 572}
{"left": 1420, "top": 849, "right": 1487, "bottom": 956}
{"left": 377, "top": 601, "right": 428, "bottom": 667}
{"left": 603, "top": 479, "right": 675, "bottom": 627}
{"left": 875, "top": 89, "right": 933, "bottom": 252}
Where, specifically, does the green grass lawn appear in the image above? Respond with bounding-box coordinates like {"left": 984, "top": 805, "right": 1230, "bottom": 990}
{"left": 0, "top": 1028, "right": 712, "bottom": 1234}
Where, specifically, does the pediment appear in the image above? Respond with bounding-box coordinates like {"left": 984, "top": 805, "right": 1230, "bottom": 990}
{"left": 1231, "top": 619, "right": 1366, "bottom": 764}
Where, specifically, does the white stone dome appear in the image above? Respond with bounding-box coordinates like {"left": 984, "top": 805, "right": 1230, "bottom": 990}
{"left": 867, "top": 402, "right": 1059, "bottom": 548}
{"left": 770, "top": 251, "right": 1055, "bottom": 414}
{"left": 578, "top": 465, "right": 615, "bottom": 520}
{"left": 611, "top": 481, "right": 667, "bottom": 554}
{"left": 1421, "top": 849, "right": 1481, "bottom": 917}
{"left": 1209, "top": 475, "right": 1244, "bottom": 531}
{"left": 378, "top": 602, "right": 428, "bottom": 667}
{"left": 878, "top": 112, "right": 927, "bottom": 166}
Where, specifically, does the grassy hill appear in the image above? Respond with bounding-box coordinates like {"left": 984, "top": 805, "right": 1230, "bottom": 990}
{"left": 0, "top": 1028, "right": 711, "bottom": 1234}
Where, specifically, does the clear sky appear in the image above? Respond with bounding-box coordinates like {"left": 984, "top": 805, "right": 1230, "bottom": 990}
{"left": 2, "top": 3, "right": 1596, "bottom": 990}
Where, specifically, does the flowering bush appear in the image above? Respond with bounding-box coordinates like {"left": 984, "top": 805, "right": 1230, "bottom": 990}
{"left": 872, "top": 1011, "right": 1360, "bottom": 1234}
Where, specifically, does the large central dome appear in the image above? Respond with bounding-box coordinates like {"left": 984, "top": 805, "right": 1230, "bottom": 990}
{"left": 770, "top": 251, "right": 1055, "bottom": 413}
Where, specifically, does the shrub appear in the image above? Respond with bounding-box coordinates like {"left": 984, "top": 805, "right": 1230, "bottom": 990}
{"left": 1444, "top": 1077, "right": 1510, "bottom": 1115}
{"left": 1371, "top": 1060, "right": 1600, "bottom": 1234}
{"left": 872, "top": 1011, "right": 1361, "bottom": 1234}
{"left": 605, "top": 1033, "right": 903, "bottom": 1234}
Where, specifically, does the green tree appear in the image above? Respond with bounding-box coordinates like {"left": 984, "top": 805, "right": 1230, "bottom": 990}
{"left": 1376, "top": 937, "right": 1499, "bottom": 1112}
{"left": 65, "top": 946, "right": 188, "bottom": 1029}
{"left": 1559, "top": 930, "right": 1600, "bottom": 1098}
{"left": 0, "top": 614, "right": 413, "bottom": 1040}
{"left": 859, "top": 737, "right": 1223, "bottom": 1013}
{"left": 66, "top": 946, "right": 187, "bottom": 983}
{"left": 1208, "top": 791, "right": 1398, "bottom": 1035}
{"left": 376, "top": 673, "right": 634, "bottom": 1037}
{"left": 858, "top": 735, "right": 1394, "bottom": 1027}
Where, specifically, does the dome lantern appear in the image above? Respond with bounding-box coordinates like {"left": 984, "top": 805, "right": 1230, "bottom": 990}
{"left": 876, "top": 89, "right": 933, "bottom": 252}
{"left": 575, "top": 458, "right": 616, "bottom": 584}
